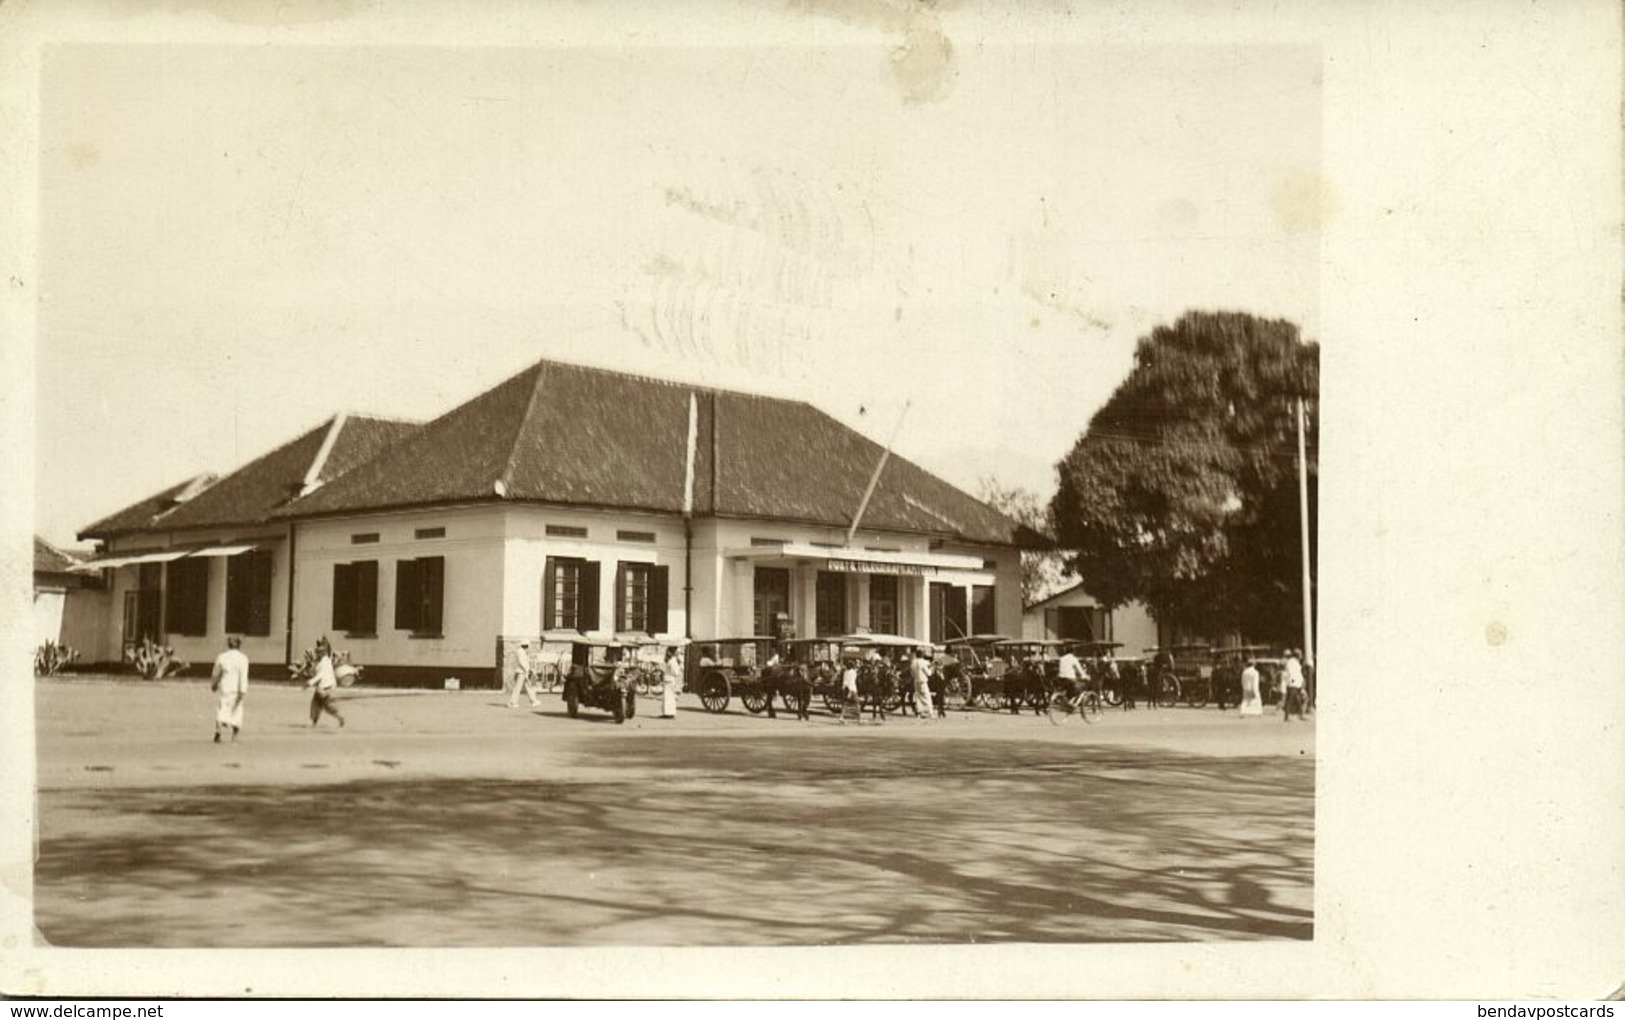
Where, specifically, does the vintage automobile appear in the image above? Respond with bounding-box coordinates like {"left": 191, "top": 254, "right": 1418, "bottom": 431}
{"left": 686, "top": 636, "right": 778, "bottom": 714}
{"left": 939, "top": 634, "right": 1013, "bottom": 710}
{"left": 558, "top": 634, "right": 639, "bottom": 723}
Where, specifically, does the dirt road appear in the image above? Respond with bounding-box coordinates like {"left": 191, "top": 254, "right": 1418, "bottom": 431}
{"left": 34, "top": 679, "right": 1314, "bottom": 947}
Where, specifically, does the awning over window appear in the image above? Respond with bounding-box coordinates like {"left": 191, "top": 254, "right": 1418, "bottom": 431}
{"left": 724, "top": 542, "right": 986, "bottom": 576}
{"left": 74, "top": 549, "right": 191, "bottom": 571}
{"left": 186, "top": 542, "right": 261, "bottom": 558}
{"left": 76, "top": 542, "right": 264, "bottom": 571}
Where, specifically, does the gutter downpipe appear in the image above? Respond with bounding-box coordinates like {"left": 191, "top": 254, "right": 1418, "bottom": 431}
{"left": 283, "top": 521, "right": 297, "bottom": 667}
{"left": 682, "top": 394, "right": 699, "bottom": 640}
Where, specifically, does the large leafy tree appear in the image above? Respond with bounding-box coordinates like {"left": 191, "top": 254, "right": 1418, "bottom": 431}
{"left": 1050, "top": 311, "right": 1318, "bottom": 644}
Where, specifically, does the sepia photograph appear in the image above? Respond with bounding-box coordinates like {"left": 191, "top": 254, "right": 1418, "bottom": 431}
{"left": 2, "top": 0, "right": 1619, "bottom": 1002}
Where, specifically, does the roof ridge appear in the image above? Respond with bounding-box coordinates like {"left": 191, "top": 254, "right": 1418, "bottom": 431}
{"left": 498, "top": 362, "right": 548, "bottom": 496}
{"left": 343, "top": 411, "right": 423, "bottom": 427}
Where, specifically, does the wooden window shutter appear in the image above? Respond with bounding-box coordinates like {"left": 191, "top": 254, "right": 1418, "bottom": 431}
{"left": 356, "top": 561, "right": 379, "bottom": 634}
{"left": 421, "top": 556, "right": 444, "bottom": 634}
{"left": 164, "top": 562, "right": 184, "bottom": 635}
{"left": 394, "top": 559, "right": 419, "bottom": 631}
{"left": 650, "top": 566, "right": 670, "bottom": 636}
{"left": 247, "top": 551, "right": 272, "bottom": 636}
{"left": 332, "top": 563, "right": 355, "bottom": 632}
{"left": 613, "top": 562, "right": 628, "bottom": 632}
{"left": 542, "top": 557, "right": 557, "bottom": 631}
{"left": 579, "top": 560, "right": 600, "bottom": 631}
{"left": 225, "top": 556, "right": 246, "bottom": 633}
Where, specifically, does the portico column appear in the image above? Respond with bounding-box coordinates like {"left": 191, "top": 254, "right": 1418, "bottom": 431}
{"left": 855, "top": 575, "right": 870, "bottom": 633}
{"left": 912, "top": 574, "right": 930, "bottom": 641}
{"left": 798, "top": 565, "right": 818, "bottom": 638}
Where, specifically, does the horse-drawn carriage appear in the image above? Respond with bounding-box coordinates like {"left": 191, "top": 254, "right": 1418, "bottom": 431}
{"left": 938, "top": 634, "right": 1013, "bottom": 711}
{"left": 686, "top": 636, "right": 778, "bottom": 714}
{"left": 990, "top": 639, "right": 1069, "bottom": 713}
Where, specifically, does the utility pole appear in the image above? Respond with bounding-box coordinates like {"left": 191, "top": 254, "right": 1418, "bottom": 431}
{"left": 1296, "top": 396, "right": 1315, "bottom": 667}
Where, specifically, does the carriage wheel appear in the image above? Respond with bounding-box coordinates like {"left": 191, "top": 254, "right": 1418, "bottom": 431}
{"left": 822, "top": 691, "right": 847, "bottom": 714}
{"left": 1183, "top": 682, "right": 1206, "bottom": 708}
{"left": 941, "top": 677, "right": 967, "bottom": 712}
{"left": 1156, "top": 676, "right": 1181, "bottom": 708}
{"left": 740, "top": 688, "right": 769, "bottom": 714}
{"left": 1102, "top": 685, "right": 1123, "bottom": 708}
{"left": 698, "top": 674, "right": 730, "bottom": 714}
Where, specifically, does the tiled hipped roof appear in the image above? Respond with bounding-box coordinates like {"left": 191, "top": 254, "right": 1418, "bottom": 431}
{"left": 78, "top": 415, "right": 420, "bottom": 540}
{"left": 277, "top": 361, "right": 1026, "bottom": 547}
{"left": 34, "top": 536, "right": 83, "bottom": 575}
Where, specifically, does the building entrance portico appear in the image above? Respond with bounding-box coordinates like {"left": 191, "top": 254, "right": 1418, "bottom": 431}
{"left": 729, "top": 542, "right": 995, "bottom": 642}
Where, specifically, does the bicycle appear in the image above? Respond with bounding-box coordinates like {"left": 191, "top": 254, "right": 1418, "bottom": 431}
{"left": 1047, "top": 682, "right": 1104, "bottom": 724}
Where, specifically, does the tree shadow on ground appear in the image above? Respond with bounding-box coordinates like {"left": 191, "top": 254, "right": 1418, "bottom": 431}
{"left": 36, "top": 737, "right": 1312, "bottom": 947}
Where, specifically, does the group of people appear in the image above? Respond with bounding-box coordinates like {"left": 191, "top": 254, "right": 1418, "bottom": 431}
{"left": 207, "top": 636, "right": 345, "bottom": 743}
{"left": 1236, "top": 649, "right": 1311, "bottom": 720}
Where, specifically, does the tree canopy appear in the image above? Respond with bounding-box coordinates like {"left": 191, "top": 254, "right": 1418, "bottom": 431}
{"left": 1050, "top": 310, "right": 1318, "bottom": 644}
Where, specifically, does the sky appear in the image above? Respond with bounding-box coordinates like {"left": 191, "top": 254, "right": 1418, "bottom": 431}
{"left": 34, "top": 34, "right": 1320, "bottom": 549}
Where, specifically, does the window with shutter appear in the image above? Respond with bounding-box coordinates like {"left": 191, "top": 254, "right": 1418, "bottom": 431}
{"left": 617, "top": 562, "right": 654, "bottom": 633}
{"left": 649, "top": 566, "right": 670, "bottom": 635}
{"left": 226, "top": 555, "right": 248, "bottom": 634}
{"left": 333, "top": 563, "right": 356, "bottom": 632}
{"left": 353, "top": 560, "right": 379, "bottom": 635}
{"left": 394, "top": 559, "right": 420, "bottom": 631}
{"left": 165, "top": 558, "right": 209, "bottom": 637}
{"left": 579, "top": 560, "right": 600, "bottom": 631}
{"left": 542, "top": 557, "right": 558, "bottom": 630}
{"left": 419, "top": 556, "right": 444, "bottom": 635}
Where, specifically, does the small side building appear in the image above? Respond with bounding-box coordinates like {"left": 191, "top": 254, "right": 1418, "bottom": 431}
{"left": 1021, "top": 581, "right": 1159, "bottom": 656}
{"left": 33, "top": 536, "right": 109, "bottom": 659}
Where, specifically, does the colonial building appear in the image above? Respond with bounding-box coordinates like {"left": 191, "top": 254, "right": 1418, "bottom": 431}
{"left": 78, "top": 359, "right": 1035, "bottom": 686}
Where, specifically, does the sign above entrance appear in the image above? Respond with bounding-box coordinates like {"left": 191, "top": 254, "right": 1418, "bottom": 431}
{"left": 824, "top": 558, "right": 937, "bottom": 576}
{"left": 724, "top": 541, "right": 986, "bottom": 575}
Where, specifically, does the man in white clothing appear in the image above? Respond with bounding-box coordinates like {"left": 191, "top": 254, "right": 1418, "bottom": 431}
{"left": 909, "top": 645, "right": 936, "bottom": 720}
{"left": 211, "top": 636, "right": 250, "bottom": 743}
{"left": 508, "top": 640, "right": 543, "bottom": 709}
{"left": 1056, "top": 646, "right": 1086, "bottom": 700}
{"left": 1283, "top": 650, "right": 1307, "bottom": 721}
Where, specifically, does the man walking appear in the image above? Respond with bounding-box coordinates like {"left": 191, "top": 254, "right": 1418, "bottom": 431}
{"left": 508, "top": 639, "right": 543, "bottom": 709}
{"left": 1283, "top": 649, "right": 1307, "bottom": 721}
{"left": 307, "top": 638, "right": 346, "bottom": 728}
{"left": 210, "top": 636, "right": 250, "bottom": 743}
